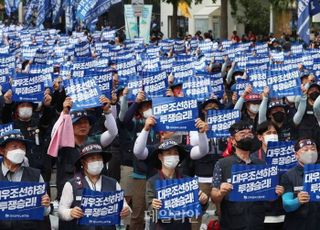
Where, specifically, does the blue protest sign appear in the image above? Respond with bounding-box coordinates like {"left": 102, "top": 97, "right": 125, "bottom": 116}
{"left": 74, "top": 42, "right": 91, "bottom": 57}
{"left": 0, "top": 75, "right": 11, "bottom": 92}
{"left": 229, "top": 165, "right": 279, "bottom": 202}
{"left": 152, "top": 97, "right": 198, "bottom": 131}
{"left": 79, "top": 188, "right": 124, "bottom": 226}
{"left": 207, "top": 110, "right": 241, "bottom": 138}
{"left": 266, "top": 141, "right": 296, "bottom": 173}
{"left": 11, "top": 74, "right": 45, "bottom": 102}
{"left": 101, "top": 29, "right": 117, "bottom": 41}
{"left": 246, "top": 55, "right": 269, "bottom": 71}
{"left": 0, "top": 123, "right": 13, "bottom": 136}
{"left": 270, "top": 51, "right": 284, "bottom": 62}
{"left": 304, "top": 164, "right": 320, "bottom": 201}
{"left": 182, "top": 76, "right": 212, "bottom": 101}
{"left": 143, "top": 71, "right": 168, "bottom": 98}
{"left": 268, "top": 70, "right": 301, "bottom": 97}
{"left": 210, "top": 73, "right": 224, "bottom": 98}
{"left": 0, "top": 181, "right": 45, "bottom": 220}
{"left": 64, "top": 78, "right": 102, "bottom": 110}
{"left": 155, "top": 177, "right": 201, "bottom": 219}
{"left": 172, "top": 62, "right": 194, "bottom": 83}
{"left": 85, "top": 71, "right": 113, "bottom": 99}
{"left": 248, "top": 69, "right": 268, "bottom": 93}
{"left": 234, "top": 79, "right": 250, "bottom": 96}
{"left": 0, "top": 54, "right": 15, "bottom": 74}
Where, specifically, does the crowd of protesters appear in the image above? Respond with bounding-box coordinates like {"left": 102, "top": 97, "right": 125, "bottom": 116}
{"left": 0, "top": 22, "right": 319, "bottom": 230}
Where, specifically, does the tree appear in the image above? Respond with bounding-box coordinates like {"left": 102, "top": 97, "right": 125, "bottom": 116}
{"left": 269, "top": 0, "right": 295, "bottom": 10}
{"left": 162, "top": 0, "right": 216, "bottom": 38}
{"left": 220, "top": 0, "right": 228, "bottom": 39}
{"left": 230, "top": 0, "right": 270, "bottom": 35}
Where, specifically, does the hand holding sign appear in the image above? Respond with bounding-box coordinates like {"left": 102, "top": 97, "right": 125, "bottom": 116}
{"left": 151, "top": 198, "right": 162, "bottom": 210}
{"left": 220, "top": 182, "right": 233, "bottom": 196}
{"left": 198, "top": 190, "right": 208, "bottom": 205}
{"left": 242, "top": 84, "right": 252, "bottom": 98}
{"left": 120, "top": 206, "right": 130, "bottom": 218}
{"left": 71, "top": 206, "right": 84, "bottom": 219}
{"left": 195, "top": 118, "right": 208, "bottom": 133}
{"left": 43, "top": 93, "right": 52, "bottom": 107}
{"left": 41, "top": 194, "right": 50, "bottom": 208}
{"left": 275, "top": 185, "right": 284, "bottom": 196}
{"left": 298, "top": 191, "right": 310, "bottom": 204}
{"left": 63, "top": 97, "right": 73, "bottom": 114}
{"left": 136, "top": 91, "right": 145, "bottom": 103}
{"left": 144, "top": 116, "right": 156, "bottom": 131}
{"left": 100, "top": 95, "right": 111, "bottom": 113}
{"left": 3, "top": 89, "right": 12, "bottom": 104}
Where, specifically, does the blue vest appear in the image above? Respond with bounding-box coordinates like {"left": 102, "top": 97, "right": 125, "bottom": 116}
{"left": 0, "top": 165, "right": 49, "bottom": 230}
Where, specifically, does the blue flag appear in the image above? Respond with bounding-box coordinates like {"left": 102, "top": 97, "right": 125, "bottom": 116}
{"left": 84, "top": 0, "right": 122, "bottom": 25}
{"left": 76, "top": 0, "right": 98, "bottom": 22}
{"left": 79, "top": 188, "right": 124, "bottom": 226}
{"left": 24, "top": 0, "right": 38, "bottom": 24}
{"left": 298, "top": 0, "right": 311, "bottom": 44}
{"left": 64, "top": 78, "right": 102, "bottom": 110}
{"left": 64, "top": 0, "right": 75, "bottom": 32}
{"left": 266, "top": 141, "right": 297, "bottom": 173}
{"left": 155, "top": 177, "right": 201, "bottom": 219}
{"left": 36, "top": 0, "right": 47, "bottom": 27}
{"left": 152, "top": 97, "right": 198, "bottom": 131}
{"left": 5, "top": 0, "right": 12, "bottom": 16}
{"left": 304, "top": 164, "right": 320, "bottom": 201}
{"left": 207, "top": 110, "right": 241, "bottom": 138}
{"left": 229, "top": 165, "right": 279, "bottom": 202}
{"left": 52, "top": 0, "right": 62, "bottom": 24}
{"left": 310, "top": 0, "right": 320, "bottom": 16}
{"left": 0, "top": 181, "right": 46, "bottom": 220}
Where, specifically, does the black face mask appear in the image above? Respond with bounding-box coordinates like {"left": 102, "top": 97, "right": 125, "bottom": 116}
{"left": 236, "top": 137, "right": 254, "bottom": 151}
{"left": 310, "top": 92, "right": 320, "bottom": 101}
{"left": 272, "top": 111, "right": 285, "bottom": 123}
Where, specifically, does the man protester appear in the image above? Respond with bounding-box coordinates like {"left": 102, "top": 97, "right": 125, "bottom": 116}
{"left": 211, "top": 121, "right": 283, "bottom": 230}
{"left": 55, "top": 96, "right": 118, "bottom": 200}
{"left": 0, "top": 129, "right": 51, "bottom": 229}
{"left": 281, "top": 137, "right": 320, "bottom": 230}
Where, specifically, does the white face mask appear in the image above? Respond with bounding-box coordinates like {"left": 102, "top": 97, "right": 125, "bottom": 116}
{"left": 18, "top": 107, "right": 33, "bottom": 119}
{"left": 248, "top": 104, "right": 260, "bottom": 114}
{"left": 143, "top": 108, "right": 153, "bottom": 119}
{"left": 6, "top": 149, "right": 26, "bottom": 164}
{"left": 163, "top": 155, "right": 180, "bottom": 169}
{"left": 264, "top": 134, "right": 279, "bottom": 146}
{"left": 299, "top": 151, "right": 318, "bottom": 165}
{"left": 86, "top": 160, "right": 104, "bottom": 176}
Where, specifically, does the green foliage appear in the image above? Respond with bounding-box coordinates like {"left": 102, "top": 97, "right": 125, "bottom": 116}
{"left": 269, "top": 0, "right": 295, "bottom": 10}
{"left": 230, "top": 0, "right": 270, "bottom": 35}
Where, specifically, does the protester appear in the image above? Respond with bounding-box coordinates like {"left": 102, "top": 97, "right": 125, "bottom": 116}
{"left": 146, "top": 139, "right": 209, "bottom": 230}
{"left": 211, "top": 121, "right": 284, "bottom": 230}
{"left": 55, "top": 96, "right": 118, "bottom": 199}
{"left": 252, "top": 121, "right": 286, "bottom": 230}
{"left": 58, "top": 142, "right": 130, "bottom": 229}
{"left": 0, "top": 130, "right": 51, "bottom": 229}
{"left": 281, "top": 138, "right": 320, "bottom": 230}
{"left": 0, "top": 21, "right": 320, "bottom": 230}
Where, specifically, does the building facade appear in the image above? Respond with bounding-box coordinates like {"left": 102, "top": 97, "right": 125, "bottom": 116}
{"left": 160, "top": 0, "right": 244, "bottom": 39}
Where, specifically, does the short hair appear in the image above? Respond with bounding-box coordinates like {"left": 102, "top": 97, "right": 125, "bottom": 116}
{"left": 256, "top": 121, "right": 278, "bottom": 136}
